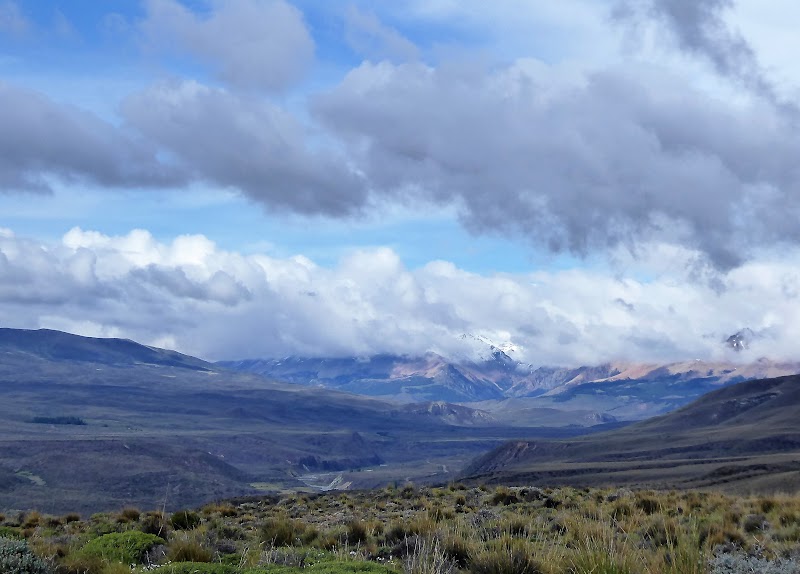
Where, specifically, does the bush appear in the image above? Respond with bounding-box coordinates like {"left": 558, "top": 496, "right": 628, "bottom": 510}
{"left": 260, "top": 517, "right": 308, "bottom": 547}
{"left": 79, "top": 530, "right": 165, "bottom": 564}
{"left": 0, "top": 537, "right": 52, "bottom": 574}
{"left": 0, "top": 526, "right": 22, "bottom": 539}
{"left": 171, "top": 510, "right": 202, "bottom": 530}
{"left": 150, "top": 563, "right": 236, "bottom": 574}
{"left": 167, "top": 531, "right": 213, "bottom": 563}
{"left": 140, "top": 511, "right": 170, "bottom": 536}
{"left": 343, "top": 520, "right": 368, "bottom": 545}
{"left": 117, "top": 507, "right": 141, "bottom": 523}
{"left": 469, "top": 540, "right": 542, "bottom": 574}
{"left": 709, "top": 553, "right": 800, "bottom": 574}
{"left": 742, "top": 513, "right": 769, "bottom": 533}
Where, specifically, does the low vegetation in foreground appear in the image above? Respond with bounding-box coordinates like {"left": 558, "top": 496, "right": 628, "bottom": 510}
{"left": 3, "top": 484, "right": 800, "bottom": 574}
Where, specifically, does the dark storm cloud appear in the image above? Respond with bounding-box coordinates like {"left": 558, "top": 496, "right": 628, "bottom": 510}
{"left": 122, "top": 81, "right": 367, "bottom": 216}
{"left": 313, "top": 61, "right": 800, "bottom": 269}
{"left": 0, "top": 82, "right": 180, "bottom": 193}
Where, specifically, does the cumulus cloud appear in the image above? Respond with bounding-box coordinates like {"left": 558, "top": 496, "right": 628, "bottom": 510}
{"left": 122, "top": 80, "right": 366, "bottom": 215}
{"left": 3, "top": 0, "right": 800, "bottom": 274}
{"left": 2, "top": 228, "right": 799, "bottom": 365}
{"left": 345, "top": 6, "right": 420, "bottom": 63}
{"left": 141, "top": 0, "right": 314, "bottom": 92}
{"left": 0, "top": 82, "right": 180, "bottom": 193}
{"left": 313, "top": 59, "right": 800, "bottom": 269}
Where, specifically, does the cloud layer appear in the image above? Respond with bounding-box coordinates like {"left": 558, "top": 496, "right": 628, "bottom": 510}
{"left": 2, "top": 1, "right": 800, "bottom": 364}
{"left": 2, "top": 1, "right": 798, "bottom": 269}
{"left": 2, "top": 227, "right": 798, "bottom": 365}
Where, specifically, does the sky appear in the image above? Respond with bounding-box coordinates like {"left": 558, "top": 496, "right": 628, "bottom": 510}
{"left": 2, "top": 0, "right": 800, "bottom": 365}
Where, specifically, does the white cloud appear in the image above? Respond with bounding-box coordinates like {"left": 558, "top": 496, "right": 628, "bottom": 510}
{"left": 1, "top": 227, "right": 799, "bottom": 365}
{"left": 141, "top": 0, "right": 314, "bottom": 92}
{"left": 345, "top": 6, "right": 420, "bottom": 63}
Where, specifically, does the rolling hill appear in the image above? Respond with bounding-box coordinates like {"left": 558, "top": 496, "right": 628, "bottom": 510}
{"left": 462, "top": 373, "right": 800, "bottom": 493}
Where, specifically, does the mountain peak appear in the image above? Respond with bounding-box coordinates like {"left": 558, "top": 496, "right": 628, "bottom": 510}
{"left": 726, "top": 328, "right": 755, "bottom": 352}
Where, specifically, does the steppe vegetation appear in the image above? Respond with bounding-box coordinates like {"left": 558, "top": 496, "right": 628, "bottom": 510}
{"left": 2, "top": 484, "right": 800, "bottom": 574}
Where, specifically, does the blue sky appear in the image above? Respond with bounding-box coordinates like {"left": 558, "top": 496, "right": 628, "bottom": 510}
{"left": 2, "top": 0, "right": 800, "bottom": 363}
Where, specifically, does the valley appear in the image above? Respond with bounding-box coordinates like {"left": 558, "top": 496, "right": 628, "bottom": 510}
{"left": 0, "top": 329, "right": 612, "bottom": 515}
{"left": 2, "top": 327, "right": 800, "bottom": 518}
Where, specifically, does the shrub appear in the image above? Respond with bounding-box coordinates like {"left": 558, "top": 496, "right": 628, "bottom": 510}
{"left": 0, "top": 537, "right": 53, "bottom": 574}
{"left": 22, "top": 511, "right": 42, "bottom": 529}
{"left": 469, "top": 539, "right": 542, "bottom": 574}
{"left": 171, "top": 510, "right": 202, "bottom": 530}
{"left": 491, "top": 487, "right": 518, "bottom": 506}
{"left": 635, "top": 496, "right": 660, "bottom": 515}
{"left": 149, "top": 563, "right": 236, "bottom": 574}
{"left": 709, "top": 553, "right": 800, "bottom": 574}
{"left": 59, "top": 552, "right": 105, "bottom": 574}
{"left": 62, "top": 513, "right": 81, "bottom": 524}
{"left": 743, "top": 513, "right": 769, "bottom": 533}
{"left": 79, "top": 530, "right": 165, "bottom": 564}
{"left": 260, "top": 516, "right": 308, "bottom": 547}
{"left": 343, "top": 520, "right": 368, "bottom": 545}
{"left": 0, "top": 526, "right": 23, "bottom": 539}
{"left": 167, "top": 531, "right": 214, "bottom": 563}
{"left": 117, "top": 507, "right": 141, "bottom": 523}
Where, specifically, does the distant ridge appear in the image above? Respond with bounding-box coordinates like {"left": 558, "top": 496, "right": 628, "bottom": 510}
{"left": 0, "top": 328, "right": 212, "bottom": 371}
{"left": 462, "top": 373, "right": 800, "bottom": 493}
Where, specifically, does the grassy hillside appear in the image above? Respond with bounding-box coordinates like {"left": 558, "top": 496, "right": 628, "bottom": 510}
{"left": 4, "top": 485, "right": 800, "bottom": 573}
{"left": 463, "top": 374, "right": 800, "bottom": 492}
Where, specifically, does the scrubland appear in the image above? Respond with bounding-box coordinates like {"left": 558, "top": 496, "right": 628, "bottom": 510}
{"left": 3, "top": 484, "right": 800, "bottom": 574}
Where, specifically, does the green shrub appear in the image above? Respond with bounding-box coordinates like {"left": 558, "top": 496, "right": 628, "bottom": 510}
{"left": 150, "top": 563, "right": 236, "bottom": 574}
{"left": 60, "top": 551, "right": 105, "bottom": 574}
{"left": 343, "top": 520, "right": 368, "bottom": 545}
{"left": 167, "top": 532, "right": 213, "bottom": 563}
{"left": 0, "top": 537, "right": 53, "bottom": 574}
{"left": 140, "top": 511, "right": 170, "bottom": 536}
{"left": 117, "top": 507, "right": 141, "bottom": 523}
{"left": 171, "top": 510, "right": 202, "bottom": 530}
{"left": 79, "top": 530, "right": 165, "bottom": 564}
{"left": 0, "top": 526, "right": 23, "bottom": 539}
{"left": 303, "top": 563, "right": 399, "bottom": 573}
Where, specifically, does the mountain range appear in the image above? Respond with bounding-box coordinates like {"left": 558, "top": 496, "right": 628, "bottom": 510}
{"left": 220, "top": 338, "right": 800, "bottom": 421}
